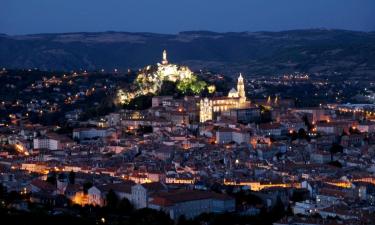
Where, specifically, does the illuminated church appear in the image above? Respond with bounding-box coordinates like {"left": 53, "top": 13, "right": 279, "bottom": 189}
{"left": 200, "top": 73, "right": 250, "bottom": 122}
{"left": 156, "top": 50, "right": 193, "bottom": 82}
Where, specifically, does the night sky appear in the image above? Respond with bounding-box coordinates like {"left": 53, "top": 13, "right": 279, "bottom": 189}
{"left": 1, "top": 0, "right": 374, "bottom": 35}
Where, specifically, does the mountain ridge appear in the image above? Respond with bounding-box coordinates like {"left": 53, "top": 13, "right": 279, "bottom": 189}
{"left": 1, "top": 29, "right": 374, "bottom": 77}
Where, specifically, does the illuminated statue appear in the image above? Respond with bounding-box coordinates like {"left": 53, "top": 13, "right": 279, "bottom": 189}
{"left": 162, "top": 49, "right": 168, "bottom": 65}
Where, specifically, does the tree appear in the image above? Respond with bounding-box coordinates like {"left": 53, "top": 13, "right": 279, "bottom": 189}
{"left": 176, "top": 75, "right": 206, "bottom": 95}
{"left": 58, "top": 173, "right": 66, "bottom": 180}
{"left": 328, "top": 160, "right": 342, "bottom": 168}
{"left": 123, "top": 95, "right": 153, "bottom": 110}
{"left": 289, "top": 130, "right": 298, "bottom": 141}
{"left": 177, "top": 215, "right": 189, "bottom": 225}
{"left": 105, "top": 189, "right": 118, "bottom": 210}
{"left": 302, "top": 115, "right": 313, "bottom": 131}
{"left": 349, "top": 127, "right": 361, "bottom": 134}
{"left": 118, "top": 198, "right": 134, "bottom": 213}
{"left": 159, "top": 80, "right": 177, "bottom": 96}
{"left": 68, "top": 171, "right": 76, "bottom": 184}
{"left": 190, "top": 80, "right": 206, "bottom": 94}
{"left": 269, "top": 196, "right": 285, "bottom": 222}
{"left": 137, "top": 125, "right": 153, "bottom": 134}
{"left": 128, "top": 208, "right": 173, "bottom": 225}
{"left": 83, "top": 182, "right": 93, "bottom": 194}
{"left": 259, "top": 105, "right": 272, "bottom": 123}
{"left": 46, "top": 171, "right": 57, "bottom": 185}
{"left": 298, "top": 128, "right": 307, "bottom": 139}
{"left": 0, "top": 183, "right": 7, "bottom": 199}
{"left": 290, "top": 189, "right": 309, "bottom": 202}
{"left": 329, "top": 143, "right": 343, "bottom": 161}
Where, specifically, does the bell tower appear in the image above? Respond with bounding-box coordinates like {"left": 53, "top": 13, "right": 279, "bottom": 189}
{"left": 237, "top": 73, "right": 246, "bottom": 103}
{"left": 200, "top": 98, "right": 213, "bottom": 123}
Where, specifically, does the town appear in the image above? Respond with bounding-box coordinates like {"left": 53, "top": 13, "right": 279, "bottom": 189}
{"left": 1, "top": 50, "right": 375, "bottom": 225}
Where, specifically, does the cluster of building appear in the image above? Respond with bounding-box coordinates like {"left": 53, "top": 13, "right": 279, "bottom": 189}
{"left": 1, "top": 52, "right": 375, "bottom": 224}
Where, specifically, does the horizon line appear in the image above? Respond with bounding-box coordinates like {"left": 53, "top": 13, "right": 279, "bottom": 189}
{"left": 1, "top": 28, "right": 374, "bottom": 36}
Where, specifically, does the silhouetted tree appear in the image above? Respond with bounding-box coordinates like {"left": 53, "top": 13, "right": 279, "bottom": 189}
{"left": 0, "top": 183, "right": 6, "bottom": 199}
{"left": 290, "top": 189, "right": 309, "bottom": 202}
{"left": 328, "top": 160, "right": 343, "bottom": 168}
{"left": 349, "top": 127, "right": 361, "bottom": 134}
{"left": 302, "top": 115, "right": 313, "bottom": 131}
{"left": 118, "top": 198, "right": 134, "bottom": 213}
{"left": 269, "top": 196, "right": 285, "bottom": 222}
{"left": 329, "top": 143, "right": 343, "bottom": 161}
{"left": 159, "top": 80, "right": 177, "bottom": 96}
{"left": 46, "top": 171, "right": 57, "bottom": 185}
{"left": 68, "top": 171, "right": 76, "bottom": 184}
{"left": 128, "top": 208, "right": 173, "bottom": 225}
{"left": 298, "top": 128, "right": 307, "bottom": 139}
{"left": 123, "top": 95, "right": 153, "bottom": 110}
{"left": 83, "top": 182, "right": 93, "bottom": 194}
{"left": 289, "top": 130, "right": 298, "bottom": 141}
{"left": 105, "top": 189, "right": 118, "bottom": 210}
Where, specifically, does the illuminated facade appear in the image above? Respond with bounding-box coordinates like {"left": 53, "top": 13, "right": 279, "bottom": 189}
{"left": 200, "top": 73, "right": 250, "bottom": 122}
{"left": 237, "top": 73, "right": 246, "bottom": 103}
{"left": 117, "top": 50, "right": 195, "bottom": 104}
{"left": 156, "top": 49, "right": 193, "bottom": 82}
{"left": 199, "top": 98, "right": 213, "bottom": 122}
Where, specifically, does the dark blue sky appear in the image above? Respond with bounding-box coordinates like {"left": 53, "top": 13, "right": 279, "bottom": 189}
{"left": 1, "top": 0, "right": 374, "bottom": 35}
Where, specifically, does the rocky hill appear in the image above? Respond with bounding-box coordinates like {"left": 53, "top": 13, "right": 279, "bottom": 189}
{"left": 0, "top": 29, "right": 374, "bottom": 77}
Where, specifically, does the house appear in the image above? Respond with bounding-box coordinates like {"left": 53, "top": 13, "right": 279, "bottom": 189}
{"left": 216, "top": 128, "right": 250, "bottom": 144}
{"left": 357, "top": 121, "right": 375, "bottom": 133}
{"left": 256, "top": 146, "right": 278, "bottom": 160}
{"left": 232, "top": 130, "right": 250, "bottom": 144}
{"left": 216, "top": 128, "right": 234, "bottom": 144}
{"left": 149, "top": 190, "right": 235, "bottom": 220}
{"left": 310, "top": 151, "right": 332, "bottom": 164}
{"left": 292, "top": 201, "right": 319, "bottom": 216}
{"left": 28, "top": 179, "right": 56, "bottom": 194}
{"left": 258, "top": 123, "right": 283, "bottom": 136}
{"left": 131, "top": 182, "right": 167, "bottom": 209}
{"left": 87, "top": 181, "right": 135, "bottom": 206}
{"left": 316, "top": 121, "right": 356, "bottom": 135}
{"left": 72, "top": 127, "right": 114, "bottom": 141}
{"left": 33, "top": 132, "right": 75, "bottom": 150}
{"left": 28, "top": 179, "right": 60, "bottom": 206}
{"left": 340, "top": 134, "right": 364, "bottom": 147}
{"left": 316, "top": 188, "right": 347, "bottom": 206}
{"left": 319, "top": 205, "right": 358, "bottom": 220}
{"left": 292, "top": 108, "right": 331, "bottom": 123}
{"left": 229, "top": 107, "right": 261, "bottom": 124}
{"left": 152, "top": 96, "right": 174, "bottom": 107}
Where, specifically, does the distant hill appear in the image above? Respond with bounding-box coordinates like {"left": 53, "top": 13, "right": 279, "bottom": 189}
{"left": 0, "top": 29, "right": 374, "bottom": 77}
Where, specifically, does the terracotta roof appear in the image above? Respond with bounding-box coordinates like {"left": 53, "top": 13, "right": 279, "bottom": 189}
{"left": 99, "top": 181, "right": 135, "bottom": 194}
{"left": 150, "top": 190, "right": 233, "bottom": 207}
{"left": 259, "top": 123, "right": 282, "bottom": 130}
{"left": 30, "top": 179, "right": 56, "bottom": 192}
{"left": 141, "top": 182, "right": 166, "bottom": 192}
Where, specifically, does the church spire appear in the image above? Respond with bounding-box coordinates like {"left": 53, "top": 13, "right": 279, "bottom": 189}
{"left": 237, "top": 73, "right": 246, "bottom": 103}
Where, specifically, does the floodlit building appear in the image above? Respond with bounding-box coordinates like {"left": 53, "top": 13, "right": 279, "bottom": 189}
{"left": 200, "top": 73, "right": 250, "bottom": 123}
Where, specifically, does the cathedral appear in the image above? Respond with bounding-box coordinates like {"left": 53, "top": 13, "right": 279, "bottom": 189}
{"left": 200, "top": 73, "right": 250, "bottom": 122}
